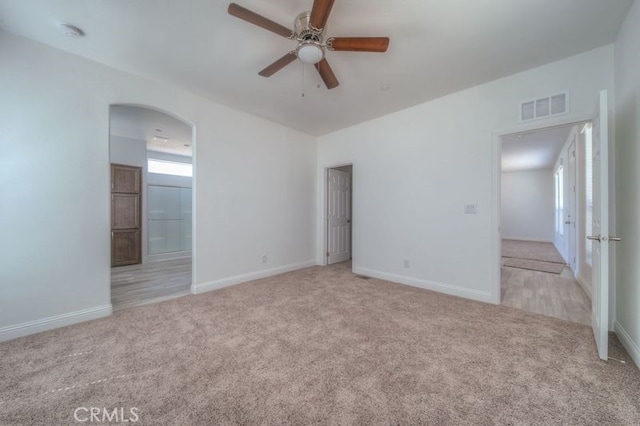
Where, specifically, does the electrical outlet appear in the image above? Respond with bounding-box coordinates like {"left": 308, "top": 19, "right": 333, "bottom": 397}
{"left": 403, "top": 259, "right": 410, "bottom": 268}
{"left": 262, "top": 255, "right": 268, "bottom": 264}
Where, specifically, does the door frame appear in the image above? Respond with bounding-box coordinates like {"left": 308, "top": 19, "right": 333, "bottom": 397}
{"left": 108, "top": 103, "right": 197, "bottom": 301}
{"left": 322, "top": 163, "right": 353, "bottom": 267}
{"left": 567, "top": 135, "right": 578, "bottom": 272}
{"left": 491, "top": 112, "right": 593, "bottom": 305}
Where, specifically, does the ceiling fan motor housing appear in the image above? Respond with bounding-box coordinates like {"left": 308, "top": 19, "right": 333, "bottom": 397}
{"left": 294, "top": 12, "right": 325, "bottom": 64}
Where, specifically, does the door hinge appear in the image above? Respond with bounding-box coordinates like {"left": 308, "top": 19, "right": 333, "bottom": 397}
{"left": 111, "top": 232, "right": 114, "bottom": 239}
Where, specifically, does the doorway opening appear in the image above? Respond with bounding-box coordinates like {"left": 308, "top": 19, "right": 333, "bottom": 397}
{"left": 499, "top": 121, "right": 593, "bottom": 325}
{"left": 325, "top": 164, "right": 353, "bottom": 265}
{"left": 109, "top": 105, "right": 194, "bottom": 310}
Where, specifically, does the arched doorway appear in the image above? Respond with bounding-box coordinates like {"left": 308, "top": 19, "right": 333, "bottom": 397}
{"left": 109, "top": 104, "right": 195, "bottom": 310}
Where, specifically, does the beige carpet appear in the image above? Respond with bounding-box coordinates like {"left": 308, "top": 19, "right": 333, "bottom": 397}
{"left": 502, "top": 239, "right": 566, "bottom": 264}
{"left": 502, "top": 257, "right": 565, "bottom": 274}
{"left": 1, "top": 263, "right": 639, "bottom": 425}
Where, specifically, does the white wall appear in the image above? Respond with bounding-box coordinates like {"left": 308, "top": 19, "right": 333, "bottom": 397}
{"left": 614, "top": 0, "right": 640, "bottom": 367}
{"left": 317, "top": 45, "right": 615, "bottom": 304}
{"left": 501, "top": 169, "right": 554, "bottom": 242}
{"left": 0, "top": 32, "right": 317, "bottom": 340}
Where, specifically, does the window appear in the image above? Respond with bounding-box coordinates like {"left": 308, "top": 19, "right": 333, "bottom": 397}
{"left": 555, "top": 166, "right": 564, "bottom": 236}
{"left": 148, "top": 159, "right": 193, "bottom": 177}
{"left": 583, "top": 123, "right": 593, "bottom": 266}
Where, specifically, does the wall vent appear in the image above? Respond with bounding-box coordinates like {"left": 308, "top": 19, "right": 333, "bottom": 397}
{"left": 520, "top": 92, "right": 568, "bottom": 121}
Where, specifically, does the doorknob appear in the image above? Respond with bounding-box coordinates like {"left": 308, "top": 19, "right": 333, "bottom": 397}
{"left": 587, "top": 235, "right": 601, "bottom": 241}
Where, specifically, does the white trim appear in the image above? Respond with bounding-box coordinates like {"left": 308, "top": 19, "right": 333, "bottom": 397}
{"left": 191, "top": 260, "right": 317, "bottom": 294}
{"left": 146, "top": 251, "right": 192, "bottom": 262}
{"left": 614, "top": 322, "right": 640, "bottom": 369}
{"left": 577, "top": 275, "right": 593, "bottom": 301}
{"left": 502, "top": 237, "right": 554, "bottom": 243}
{"left": 353, "top": 267, "right": 495, "bottom": 304}
{"left": 0, "top": 304, "right": 113, "bottom": 342}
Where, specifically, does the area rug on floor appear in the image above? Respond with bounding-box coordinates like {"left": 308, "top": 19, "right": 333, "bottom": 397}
{"left": 502, "top": 239, "right": 566, "bottom": 264}
{"left": 502, "top": 257, "right": 565, "bottom": 274}
{"left": 1, "top": 263, "right": 638, "bottom": 425}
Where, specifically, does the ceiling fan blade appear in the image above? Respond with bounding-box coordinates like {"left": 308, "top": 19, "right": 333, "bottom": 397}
{"left": 315, "top": 58, "right": 339, "bottom": 89}
{"left": 228, "top": 3, "right": 294, "bottom": 39}
{"left": 258, "top": 52, "right": 297, "bottom": 77}
{"left": 327, "top": 37, "right": 390, "bottom": 52}
{"left": 309, "top": 0, "right": 336, "bottom": 30}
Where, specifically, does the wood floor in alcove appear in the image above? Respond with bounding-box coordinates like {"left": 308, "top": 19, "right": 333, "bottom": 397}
{"left": 501, "top": 240, "right": 591, "bottom": 325}
{"left": 111, "top": 257, "right": 192, "bottom": 311}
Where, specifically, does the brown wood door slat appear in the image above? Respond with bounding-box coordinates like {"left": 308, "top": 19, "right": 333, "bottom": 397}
{"left": 112, "top": 230, "right": 141, "bottom": 266}
{"left": 111, "top": 164, "right": 142, "bottom": 267}
{"left": 112, "top": 193, "right": 140, "bottom": 229}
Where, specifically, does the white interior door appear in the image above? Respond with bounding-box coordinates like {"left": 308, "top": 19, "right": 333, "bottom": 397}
{"left": 589, "top": 90, "right": 610, "bottom": 361}
{"left": 327, "top": 169, "right": 351, "bottom": 264}
{"left": 567, "top": 133, "right": 577, "bottom": 271}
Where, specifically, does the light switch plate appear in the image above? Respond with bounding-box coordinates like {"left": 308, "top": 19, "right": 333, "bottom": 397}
{"left": 464, "top": 203, "right": 478, "bottom": 214}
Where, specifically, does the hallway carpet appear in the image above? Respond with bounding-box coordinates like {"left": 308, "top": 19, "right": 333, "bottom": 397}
{"left": 1, "top": 263, "right": 638, "bottom": 425}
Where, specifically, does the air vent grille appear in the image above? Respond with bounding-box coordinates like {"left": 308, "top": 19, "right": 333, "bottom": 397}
{"left": 520, "top": 92, "right": 568, "bottom": 121}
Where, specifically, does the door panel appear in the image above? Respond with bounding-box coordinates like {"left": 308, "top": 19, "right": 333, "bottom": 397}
{"left": 327, "top": 169, "right": 351, "bottom": 264}
{"left": 111, "top": 194, "right": 140, "bottom": 229}
{"left": 112, "top": 230, "right": 141, "bottom": 266}
{"left": 111, "top": 164, "right": 142, "bottom": 267}
{"left": 591, "top": 90, "right": 609, "bottom": 361}
{"left": 112, "top": 165, "right": 140, "bottom": 193}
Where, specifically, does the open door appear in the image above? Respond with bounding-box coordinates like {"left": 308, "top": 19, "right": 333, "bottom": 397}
{"left": 588, "top": 90, "right": 611, "bottom": 360}
{"left": 327, "top": 168, "right": 351, "bottom": 264}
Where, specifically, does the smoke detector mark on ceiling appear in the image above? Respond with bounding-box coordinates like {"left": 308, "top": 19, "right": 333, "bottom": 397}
{"left": 58, "top": 22, "right": 85, "bottom": 37}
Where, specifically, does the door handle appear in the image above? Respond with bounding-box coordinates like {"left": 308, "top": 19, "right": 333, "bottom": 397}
{"left": 565, "top": 221, "right": 571, "bottom": 224}
{"left": 587, "top": 235, "right": 601, "bottom": 242}
{"left": 609, "top": 236, "right": 622, "bottom": 242}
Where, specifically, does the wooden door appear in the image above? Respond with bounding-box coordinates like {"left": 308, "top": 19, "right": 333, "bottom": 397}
{"left": 111, "top": 164, "right": 142, "bottom": 266}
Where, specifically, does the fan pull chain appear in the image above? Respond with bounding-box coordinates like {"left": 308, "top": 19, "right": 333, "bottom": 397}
{"left": 301, "top": 62, "right": 305, "bottom": 98}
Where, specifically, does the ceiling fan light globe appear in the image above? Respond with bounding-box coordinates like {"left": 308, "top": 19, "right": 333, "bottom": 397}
{"left": 297, "top": 43, "right": 324, "bottom": 64}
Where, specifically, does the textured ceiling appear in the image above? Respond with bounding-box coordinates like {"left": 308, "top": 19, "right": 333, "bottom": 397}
{"left": 0, "top": 0, "right": 633, "bottom": 135}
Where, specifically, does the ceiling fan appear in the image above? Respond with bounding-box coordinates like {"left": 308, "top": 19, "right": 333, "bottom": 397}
{"left": 228, "top": 0, "right": 389, "bottom": 89}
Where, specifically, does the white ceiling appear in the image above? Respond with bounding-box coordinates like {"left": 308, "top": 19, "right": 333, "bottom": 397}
{"left": 110, "top": 105, "right": 193, "bottom": 157}
{"left": 501, "top": 124, "right": 577, "bottom": 172}
{"left": 0, "top": 0, "right": 633, "bottom": 136}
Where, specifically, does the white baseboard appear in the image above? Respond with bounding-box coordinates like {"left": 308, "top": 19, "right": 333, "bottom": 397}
{"left": 146, "top": 251, "right": 192, "bottom": 263}
{"left": 192, "top": 260, "right": 317, "bottom": 295}
{"left": 0, "top": 304, "right": 113, "bottom": 343}
{"left": 352, "top": 267, "right": 495, "bottom": 304}
{"left": 577, "top": 275, "right": 592, "bottom": 301}
{"left": 502, "top": 237, "right": 553, "bottom": 243}
{"left": 615, "top": 321, "right": 640, "bottom": 369}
